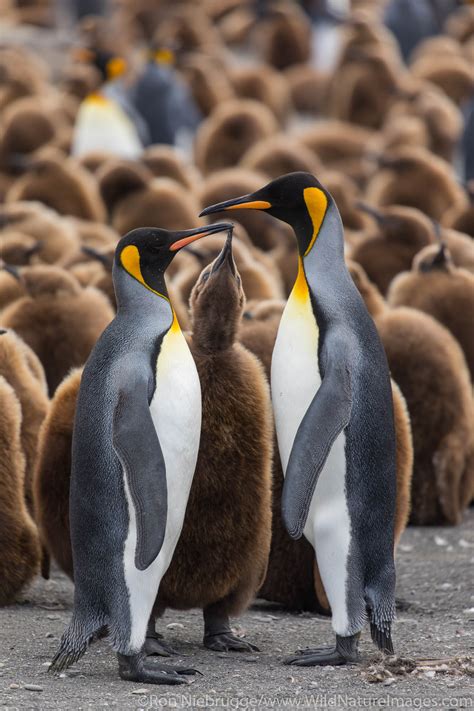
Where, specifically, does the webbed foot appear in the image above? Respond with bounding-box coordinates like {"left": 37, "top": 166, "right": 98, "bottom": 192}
{"left": 284, "top": 633, "right": 360, "bottom": 667}
{"left": 204, "top": 632, "right": 259, "bottom": 653}
{"left": 117, "top": 652, "right": 200, "bottom": 685}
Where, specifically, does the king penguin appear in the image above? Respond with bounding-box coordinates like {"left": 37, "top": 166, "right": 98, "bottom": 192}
{"left": 201, "top": 172, "right": 397, "bottom": 666}
{"left": 49, "top": 220, "right": 231, "bottom": 684}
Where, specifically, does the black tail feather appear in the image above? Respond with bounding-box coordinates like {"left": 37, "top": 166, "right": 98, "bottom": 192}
{"left": 49, "top": 615, "right": 104, "bottom": 673}
{"left": 370, "top": 622, "right": 394, "bottom": 655}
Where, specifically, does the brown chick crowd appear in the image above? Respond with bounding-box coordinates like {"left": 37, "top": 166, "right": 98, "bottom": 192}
{"left": 1, "top": 0, "right": 473, "bottom": 631}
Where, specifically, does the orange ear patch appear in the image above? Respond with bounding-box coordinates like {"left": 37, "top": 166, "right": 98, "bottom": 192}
{"left": 303, "top": 187, "right": 328, "bottom": 255}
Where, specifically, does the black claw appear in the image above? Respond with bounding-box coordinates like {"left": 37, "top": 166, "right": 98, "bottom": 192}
{"left": 204, "top": 633, "right": 259, "bottom": 653}
{"left": 117, "top": 652, "right": 201, "bottom": 685}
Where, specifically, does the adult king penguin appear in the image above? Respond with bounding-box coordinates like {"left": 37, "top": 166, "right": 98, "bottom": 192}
{"left": 49, "top": 220, "right": 232, "bottom": 684}
{"left": 201, "top": 172, "right": 397, "bottom": 666}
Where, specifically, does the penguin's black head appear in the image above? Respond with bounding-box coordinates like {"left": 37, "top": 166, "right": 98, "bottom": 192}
{"left": 74, "top": 47, "right": 127, "bottom": 83}
{"left": 116, "top": 223, "right": 233, "bottom": 296}
{"left": 200, "top": 172, "right": 332, "bottom": 256}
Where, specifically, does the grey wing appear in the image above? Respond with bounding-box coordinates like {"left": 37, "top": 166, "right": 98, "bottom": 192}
{"left": 281, "top": 358, "right": 352, "bottom": 540}
{"left": 112, "top": 376, "right": 167, "bottom": 571}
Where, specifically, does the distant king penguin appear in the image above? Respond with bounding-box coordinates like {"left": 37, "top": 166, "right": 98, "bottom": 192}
{"left": 50, "top": 220, "right": 231, "bottom": 684}
{"left": 201, "top": 172, "right": 397, "bottom": 666}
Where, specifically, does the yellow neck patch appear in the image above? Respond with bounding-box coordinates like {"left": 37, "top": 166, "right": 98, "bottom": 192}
{"left": 107, "top": 56, "right": 127, "bottom": 80}
{"left": 303, "top": 187, "right": 328, "bottom": 256}
{"left": 153, "top": 49, "right": 174, "bottom": 65}
{"left": 291, "top": 256, "right": 310, "bottom": 304}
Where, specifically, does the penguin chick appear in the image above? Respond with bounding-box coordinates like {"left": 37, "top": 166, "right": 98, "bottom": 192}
{"left": 194, "top": 99, "right": 278, "bottom": 175}
{"left": 258, "top": 2, "right": 312, "bottom": 70}
{"left": 199, "top": 168, "right": 292, "bottom": 251}
{"left": 0, "top": 202, "right": 79, "bottom": 264}
{"left": 0, "top": 267, "right": 25, "bottom": 312}
{"left": 6, "top": 148, "right": 107, "bottom": 222}
{"left": 388, "top": 244, "right": 474, "bottom": 381}
{"left": 410, "top": 54, "right": 474, "bottom": 107}
{"left": 180, "top": 53, "right": 235, "bottom": 117}
{"left": 156, "top": 236, "right": 273, "bottom": 651}
{"left": 33, "top": 368, "right": 82, "bottom": 580}
{"left": 0, "top": 96, "right": 58, "bottom": 174}
{"left": 66, "top": 218, "right": 119, "bottom": 251}
{"left": 283, "top": 64, "right": 329, "bottom": 116}
{"left": 0, "top": 329, "right": 48, "bottom": 511}
{"left": 239, "top": 135, "right": 322, "bottom": 180}
{"left": 386, "top": 80, "right": 462, "bottom": 162}
{"left": 0, "top": 265, "right": 114, "bottom": 394}
{"left": 172, "top": 234, "right": 284, "bottom": 305}
{"left": 0, "top": 375, "right": 40, "bottom": 605}
{"left": 377, "top": 307, "right": 474, "bottom": 525}
{"left": 229, "top": 65, "right": 292, "bottom": 124}
{"left": 142, "top": 145, "right": 200, "bottom": 192}
{"left": 365, "top": 147, "right": 467, "bottom": 221}
{"left": 97, "top": 160, "right": 201, "bottom": 235}
{"left": 443, "top": 183, "right": 474, "bottom": 238}
{"left": 299, "top": 120, "right": 376, "bottom": 185}
{"left": 0, "top": 233, "right": 42, "bottom": 266}
{"left": 350, "top": 204, "right": 436, "bottom": 294}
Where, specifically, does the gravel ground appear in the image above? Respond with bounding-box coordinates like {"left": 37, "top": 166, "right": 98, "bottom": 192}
{"left": 1, "top": 510, "right": 473, "bottom": 710}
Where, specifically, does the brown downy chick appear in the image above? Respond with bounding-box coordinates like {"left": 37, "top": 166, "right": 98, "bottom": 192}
{"left": 322, "top": 171, "right": 368, "bottom": 238}
{"left": 154, "top": 235, "right": 273, "bottom": 651}
{"left": 299, "top": 120, "right": 376, "bottom": 185}
{"left": 365, "top": 147, "right": 467, "bottom": 220}
{"left": 257, "top": 2, "right": 312, "bottom": 70}
{"left": 33, "top": 368, "right": 82, "bottom": 580}
{"left": 0, "top": 266, "right": 26, "bottom": 312}
{"left": 0, "top": 202, "right": 79, "bottom": 265}
{"left": 0, "top": 375, "right": 41, "bottom": 605}
{"left": 66, "top": 218, "right": 119, "bottom": 251}
{"left": 327, "top": 47, "right": 402, "bottom": 129}
{"left": 0, "top": 265, "right": 113, "bottom": 394}
{"left": 6, "top": 148, "right": 107, "bottom": 222}
{"left": 388, "top": 243, "right": 474, "bottom": 381}
{"left": 283, "top": 64, "right": 329, "bottom": 116}
{"left": 0, "top": 96, "right": 58, "bottom": 176}
{"left": 194, "top": 99, "right": 278, "bottom": 175}
{"left": 142, "top": 145, "right": 201, "bottom": 192}
{"left": 172, "top": 233, "right": 284, "bottom": 306}
{"left": 0, "top": 233, "right": 42, "bottom": 266}
{"left": 443, "top": 228, "right": 474, "bottom": 273}
{"left": 181, "top": 53, "right": 235, "bottom": 117}
{"left": 199, "top": 167, "right": 293, "bottom": 251}
{"left": 350, "top": 263, "right": 474, "bottom": 525}
{"left": 410, "top": 54, "right": 474, "bottom": 107}
{"left": 385, "top": 80, "right": 462, "bottom": 162}
{"left": 350, "top": 204, "right": 435, "bottom": 294}
{"left": 97, "top": 160, "right": 200, "bottom": 235}
{"left": 0, "top": 329, "right": 48, "bottom": 511}
{"left": 443, "top": 182, "right": 474, "bottom": 238}
{"left": 229, "top": 65, "right": 292, "bottom": 124}
{"left": 239, "top": 135, "right": 322, "bottom": 179}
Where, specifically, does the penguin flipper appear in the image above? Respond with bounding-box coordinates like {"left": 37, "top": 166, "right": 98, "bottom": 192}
{"left": 112, "top": 378, "right": 167, "bottom": 571}
{"left": 281, "top": 360, "right": 352, "bottom": 540}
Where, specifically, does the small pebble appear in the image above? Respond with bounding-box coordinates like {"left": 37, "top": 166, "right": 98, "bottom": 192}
{"left": 383, "top": 678, "right": 396, "bottom": 686}
{"left": 9, "top": 683, "right": 20, "bottom": 689}
{"left": 46, "top": 632, "right": 54, "bottom": 638}
{"left": 131, "top": 688, "right": 149, "bottom": 694}
{"left": 166, "top": 623, "right": 184, "bottom": 630}
{"left": 24, "top": 684, "right": 43, "bottom": 692}
{"left": 424, "top": 671, "right": 436, "bottom": 679}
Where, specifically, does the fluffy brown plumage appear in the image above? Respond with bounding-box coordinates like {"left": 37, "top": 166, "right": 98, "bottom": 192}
{"left": 229, "top": 65, "right": 292, "bottom": 124}
{"left": 194, "top": 99, "right": 278, "bottom": 175}
{"left": 0, "top": 329, "right": 48, "bottom": 511}
{"left": 0, "top": 265, "right": 113, "bottom": 394}
{"left": 388, "top": 244, "right": 474, "bottom": 382}
{"left": 365, "top": 146, "right": 467, "bottom": 220}
{"left": 97, "top": 160, "right": 200, "bottom": 235}
{"left": 33, "top": 368, "right": 82, "bottom": 580}
{"left": 6, "top": 148, "right": 107, "bottom": 222}
{"left": 156, "top": 241, "right": 272, "bottom": 650}
{"left": 283, "top": 64, "right": 328, "bottom": 116}
{"left": 349, "top": 204, "right": 435, "bottom": 294}
{"left": 0, "top": 374, "right": 40, "bottom": 605}
{"left": 240, "top": 134, "right": 322, "bottom": 179}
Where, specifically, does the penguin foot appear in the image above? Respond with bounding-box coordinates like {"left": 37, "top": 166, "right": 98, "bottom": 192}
{"left": 284, "top": 634, "right": 360, "bottom": 667}
{"left": 204, "top": 632, "right": 260, "bottom": 653}
{"left": 144, "top": 631, "right": 178, "bottom": 657}
{"left": 117, "top": 652, "right": 200, "bottom": 685}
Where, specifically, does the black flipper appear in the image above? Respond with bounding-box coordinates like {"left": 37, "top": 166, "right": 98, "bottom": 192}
{"left": 112, "top": 376, "right": 167, "bottom": 571}
{"left": 281, "top": 358, "right": 352, "bottom": 539}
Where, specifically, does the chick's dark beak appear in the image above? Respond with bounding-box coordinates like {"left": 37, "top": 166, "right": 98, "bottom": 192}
{"left": 199, "top": 194, "right": 271, "bottom": 217}
{"left": 169, "top": 222, "right": 233, "bottom": 251}
{"left": 210, "top": 230, "right": 235, "bottom": 276}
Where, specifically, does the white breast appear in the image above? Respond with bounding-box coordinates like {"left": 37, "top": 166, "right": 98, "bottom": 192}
{"left": 123, "top": 323, "right": 201, "bottom": 650}
{"left": 271, "top": 286, "right": 321, "bottom": 473}
{"left": 72, "top": 95, "right": 143, "bottom": 159}
{"left": 271, "top": 273, "right": 352, "bottom": 636}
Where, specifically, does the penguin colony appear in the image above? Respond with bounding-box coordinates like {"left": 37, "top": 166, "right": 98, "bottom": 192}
{"left": 1, "top": 0, "right": 474, "bottom": 685}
